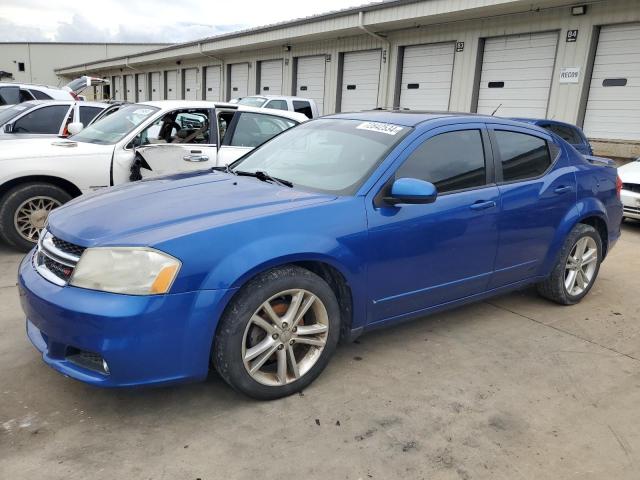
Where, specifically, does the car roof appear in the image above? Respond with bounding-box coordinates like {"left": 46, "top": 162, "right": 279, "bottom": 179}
{"left": 324, "top": 110, "right": 539, "bottom": 128}
{"left": 138, "top": 100, "right": 307, "bottom": 122}
{"left": 245, "top": 95, "right": 313, "bottom": 102}
{"left": 0, "top": 82, "right": 62, "bottom": 90}
{"left": 3, "top": 100, "right": 109, "bottom": 108}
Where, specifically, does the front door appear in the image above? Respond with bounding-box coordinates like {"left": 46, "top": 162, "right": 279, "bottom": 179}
{"left": 127, "top": 108, "right": 218, "bottom": 181}
{"left": 366, "top": 125, "right": 500, "bottom": 325}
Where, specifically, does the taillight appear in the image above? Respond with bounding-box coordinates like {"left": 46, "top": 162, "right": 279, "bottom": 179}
{"left": 616, "top": 175, "right": 623, "bottom": 199}
{"left": 70, "top": 92, "right": 79, "bottom": 100}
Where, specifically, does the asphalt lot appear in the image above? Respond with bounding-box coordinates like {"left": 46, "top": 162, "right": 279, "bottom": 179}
{"left": 1, "top": 223, "right": 639, "bottom": 480}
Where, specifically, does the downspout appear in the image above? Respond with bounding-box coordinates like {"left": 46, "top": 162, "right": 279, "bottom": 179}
{"left": 358, "top": 10, "right": 390, "bottom": 108}
{"left": 199, "top": 43, "right": 225, "bottom": 100}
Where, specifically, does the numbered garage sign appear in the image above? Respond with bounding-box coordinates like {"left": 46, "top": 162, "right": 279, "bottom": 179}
{"left": 560, "top": 67, "right": 580, "bottom": 84}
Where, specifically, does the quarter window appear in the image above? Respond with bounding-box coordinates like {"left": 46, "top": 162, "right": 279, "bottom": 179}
{"left": 396, "top": 130, "right": 487, "bottom": 194}
{"left": 494, "top": 130, "right": 551, "bottom": 182}
{"left": 293, "top": 100, "right": 313, "bottom": 118}
{"left": 13, "top": 105, "right": 69, "bottom": 134}
{"left": 30, "top": 89, "right": 52, "bottom": 100}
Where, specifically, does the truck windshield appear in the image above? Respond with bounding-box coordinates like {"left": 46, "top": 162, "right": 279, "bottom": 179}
{"left": 238, "top": 97, "right": 268, "bottom": 107}
{"left": 232, "top": 118, "right": 411, "bottom": 195}
{"left": 69, "top": 104, "right": 159, "bottom": 145}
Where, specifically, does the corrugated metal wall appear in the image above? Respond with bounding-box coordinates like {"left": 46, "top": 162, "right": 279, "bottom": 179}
{"left": 81, "top": 0, "right": 640, "bottom": 147}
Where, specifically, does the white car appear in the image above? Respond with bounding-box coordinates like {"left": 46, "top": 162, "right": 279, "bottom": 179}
{"left": 236, "top": 95, "right": 320, "bottom": 118}
{"left": 0, "top": 76, "right": 108, "bottom": 106}
{"left": 0, "top": 101, "right": 306, "bottom": 250}
{"left": 618, "top": 158, "right": 640, "bottom": 221}
{"left": 0, "top": 100, "right": 108, "bottom": 139}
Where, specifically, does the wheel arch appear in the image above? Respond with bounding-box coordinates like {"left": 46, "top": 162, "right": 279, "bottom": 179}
{"left": 0, "top": 175, "right": 83, "bottom": 200}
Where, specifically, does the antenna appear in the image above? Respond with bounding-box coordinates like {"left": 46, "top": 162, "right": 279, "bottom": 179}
{"left": 491, "top": 103, "right": 502, "bottom": 116}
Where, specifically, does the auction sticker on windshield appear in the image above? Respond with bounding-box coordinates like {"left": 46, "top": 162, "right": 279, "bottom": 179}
{"left": 356, "top": 122, "right": 404, "bottom": 136}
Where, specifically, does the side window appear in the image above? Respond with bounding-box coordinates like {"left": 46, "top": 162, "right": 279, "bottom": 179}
{"left": 0, "top": 86, "right": 20, "bottom": 105}
{"left": 135, "top": 109, "right": 211, "bottom": 147}
{"left": 227, "top": 112, "right": 297, "bottom": 148}
{"left": 79, "top": 106, "right": 104, "bottom": 125}
{"left": 541, "top": 124, "right": 582, "bottom": 145}
{"left": 293, "top": 100, "right": 313, "bottom": 118}
{"left": 494, "top": 130, "right": 551, "bottom": 182}
{"left": 396, "top": 130, "right": 487, "bottom": 194}
{"left": 30, "top": 89, "right": 52, "bottom": 100}
{"left": 264, "top": 100, "right": 288, "bottom": 111}
{"left": 13, "top": 105, "right": 70, "bottom": 134}
{"left": 19, "top": 89, "right": 35, "bottom": 103}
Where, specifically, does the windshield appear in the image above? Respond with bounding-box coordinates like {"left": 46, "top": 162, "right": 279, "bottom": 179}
{"left": 69, "top": 104, "right": 159, "bottom": 145}
{"left": 232, "top": 118, "right": 411, "bottom": 195}
{"left": 238, "top": 97, "right": 268, "bottom": 108}
{"left": 0, "top": 102, "right": 37, "bottom": 125}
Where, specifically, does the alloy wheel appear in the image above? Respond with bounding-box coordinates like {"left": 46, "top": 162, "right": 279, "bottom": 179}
{"left": 13, "top": 196, "right": 61, "bottom": 243}
{"left": 564, "top": 236, "right": 598, "bottom": 296}
{"left": 242, "top": 289, "right": 329, "bottom": 386}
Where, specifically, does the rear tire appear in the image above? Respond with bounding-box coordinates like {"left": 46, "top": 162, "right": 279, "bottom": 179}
{"left": 537, "top": 223, "right": 602, "bottom": 305}
{"left": 0, "top": 183, "right": 71, "bottom": 252}
{"left": 213, "top": 265, "right": 340, "bottom": 400}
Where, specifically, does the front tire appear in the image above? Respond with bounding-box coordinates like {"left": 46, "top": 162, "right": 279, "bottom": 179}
{"left": 213, "top": 265, "right": 340, "bottom": 400}
{"left": 0, "top": 183, "right": 71, "bottom": 252}
{"left": 537, "top": 223, "right": 602, "bottom": 305}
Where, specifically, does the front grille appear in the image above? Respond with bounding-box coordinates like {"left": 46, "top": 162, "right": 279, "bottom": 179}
{"left": 623, "top": 183, "right": 640, "bottom": 194}
{"left": 52, "top": 237, "right": 86, "bottom": 257}
{"left": 33, "top": 230, "right": 83, "bottom": 286}
{"left": 624, "top": 205, "right": 640, "bottom": 214}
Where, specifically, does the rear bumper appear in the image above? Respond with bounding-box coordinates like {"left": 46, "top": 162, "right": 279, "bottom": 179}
{"left": 19, "top": 252, "right": 233, "bottom": 387}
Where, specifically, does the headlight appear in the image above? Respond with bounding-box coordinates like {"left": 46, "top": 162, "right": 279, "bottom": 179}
{"left": 70, "top": 247, "right": 181, "bottom": 295}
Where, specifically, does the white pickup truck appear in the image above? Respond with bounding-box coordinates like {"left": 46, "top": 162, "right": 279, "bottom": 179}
{"left": 0, "top": 100, "right": 306, "bottom": 251}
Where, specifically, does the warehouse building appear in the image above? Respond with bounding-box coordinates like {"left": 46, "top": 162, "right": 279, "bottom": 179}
{"left": 0, "top": 42, "right": 168, "bottom": 97}
{"left": 54, "top": 0, "right": 640, "bottom": 158}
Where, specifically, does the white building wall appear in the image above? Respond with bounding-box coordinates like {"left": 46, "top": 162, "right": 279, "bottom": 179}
{"left": 58, "top": 0, "right": 640, "bottom": 155}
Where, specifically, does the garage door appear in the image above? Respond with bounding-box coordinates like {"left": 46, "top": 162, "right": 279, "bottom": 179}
{"left": 183, "top": 68, "right": 198, "bottom": 100}
{"left": 583, "top": 24, "right": 640, "bottom": 141}
{"left": 477, "top": 32, "right": 558, "bottom": 117}
{"left": 340, "top": 50, "right": 382, "bottom": 112}
{"left": 205, "top": 66, "right": 221, "bottom": 101}
{"left": 150, "top": 72, "right": 161, "bottom": 100}
{"left": 124, "top": 74, "right": 135, "bottom": 101}
{"left": 136, "top": 73, "right": 146, "bottom": 101}
{"left": 165, "top": 70, "right": 178, "bottom": 100}
{"left": 229, "top": 63, "right": 249, "bottom": 99}
{"left": 112, "top": 76, "right": 123, "bottom": 100}
{"left": 259, "top": 60, "right": 283, "bottom": 95}
{"left": 399, "top": 43, "right": 455, "bottom": 111}
{"left": 296, "top": 56, "right": 326, "bottom": 115}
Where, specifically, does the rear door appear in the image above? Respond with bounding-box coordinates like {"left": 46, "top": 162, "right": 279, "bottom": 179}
{"left": 487, "top": 124, "right": 576, "bottom": 288}
{"left": 11, "top": 104, "right": 72, "bottom": 135}
{"left": 218, "top": 111, "right": 298, "bottom": 165}
{"left": 133, "top": 108, "right": 218, "bottom": 179}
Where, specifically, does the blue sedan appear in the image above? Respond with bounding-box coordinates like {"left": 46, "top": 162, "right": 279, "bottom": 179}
{"left": 18, "top": 112, "right": 622, "bottom": 399}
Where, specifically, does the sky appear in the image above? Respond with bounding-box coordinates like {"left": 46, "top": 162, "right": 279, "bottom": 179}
{"left": 0, "top": 0, "right": 382, "bottom": 43}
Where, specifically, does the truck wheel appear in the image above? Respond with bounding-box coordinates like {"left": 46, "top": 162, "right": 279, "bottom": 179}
{"left": 0, "top": 183, "right": 72, "bottom": 252}
{"left": 213, "top": 265, "right": 340, "bottom": 400}
{"left": 537, "top": 223, "right": 602, "bottom": 305}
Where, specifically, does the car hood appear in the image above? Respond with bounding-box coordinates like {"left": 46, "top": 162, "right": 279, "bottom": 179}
{"left": 0, "top": 137, "right": 113, "bottom": 160}
{"left": 618, "top": 160, "right": 640, "bottom": 184}
{"left": 47, "top": 171, "right": 336, "bottom": 247}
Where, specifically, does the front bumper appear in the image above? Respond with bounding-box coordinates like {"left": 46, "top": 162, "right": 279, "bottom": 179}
{"left": 621, "top": 189, "right": 640, "bottom": 220}
{"left": 19, "top": 252, "right": 234, "bottom": 387}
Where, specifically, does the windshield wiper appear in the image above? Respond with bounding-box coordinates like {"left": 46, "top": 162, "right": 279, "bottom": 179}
{"left": 234, "top": 170, "right": 293, "bottom": 188}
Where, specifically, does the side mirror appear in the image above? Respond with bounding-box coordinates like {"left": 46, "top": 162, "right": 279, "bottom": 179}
{"left": 67, "top": 122, "right": 84, "bottom": 135}
{"left": 3, "top": 123, "right": 13, "bottom": 133}
{"left": 384, "top": 178, "right": 438, "bottom": 205}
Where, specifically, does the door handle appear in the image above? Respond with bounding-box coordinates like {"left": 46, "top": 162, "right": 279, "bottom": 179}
{"left": 469, "top": 200, "right": 496, "bottom": 211}
{"left": 183, "top": 154, "right": 209, "bottom": 162}
{"left": 554, "top": 185, "right": 573, "bottom": 194}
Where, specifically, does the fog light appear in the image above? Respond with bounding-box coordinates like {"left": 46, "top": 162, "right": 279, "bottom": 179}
{"left": 102, "top": 359, "right": 110, "bottom": 375}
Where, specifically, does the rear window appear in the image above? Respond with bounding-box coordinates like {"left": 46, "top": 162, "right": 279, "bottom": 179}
{"left": 79, "top": 106, "right": 104, "bottom": 125}
{"left": 541, "top": 124, "right": 582, "bottom": 145}
{"left": 494, "top": 130, "right": 551, "bottom": 182}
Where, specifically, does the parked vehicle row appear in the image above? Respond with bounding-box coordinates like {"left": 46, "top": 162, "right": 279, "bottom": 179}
{"left": 16, "top": 111, "right": 623, "bottom": 399}
{"left": 0, "top": 76, "right": 108, "bottom": 106}
{"left": 0, "top": 101, "right": 306, "bottom": 250}
{"left": 235, "top": 95, "right": 320, "bottom": 119}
